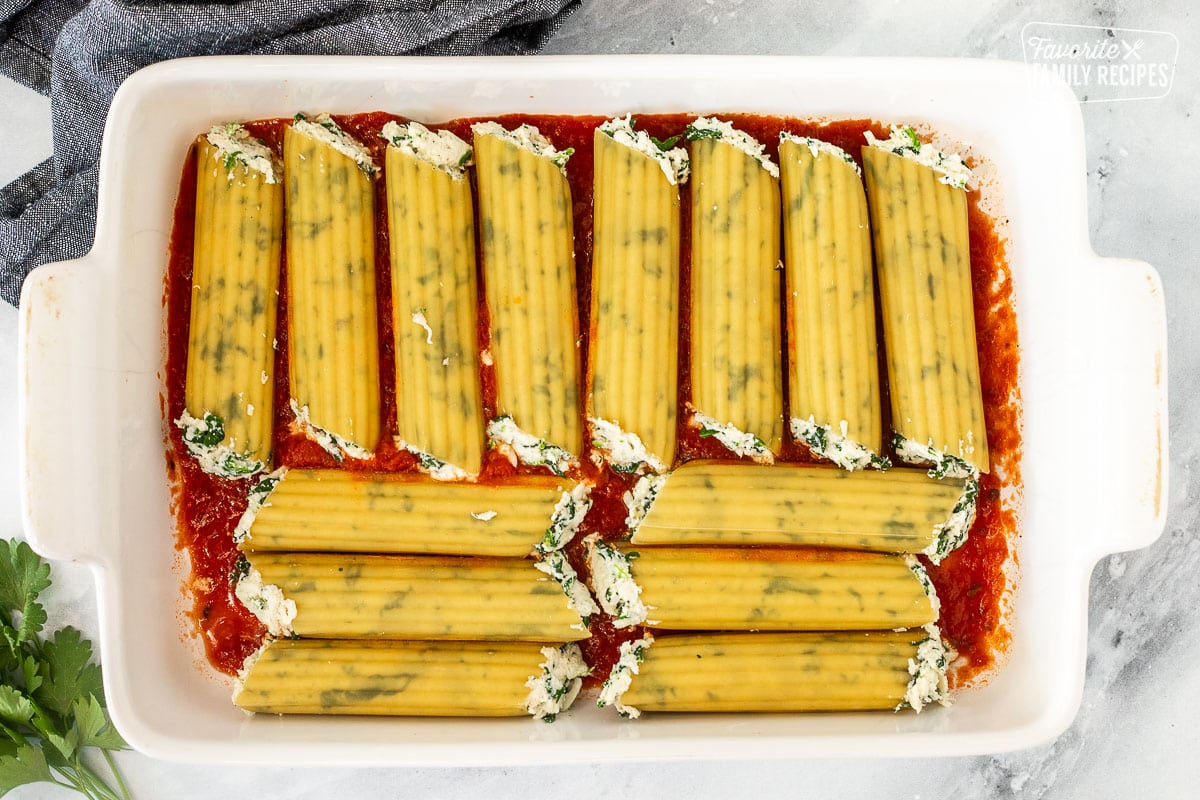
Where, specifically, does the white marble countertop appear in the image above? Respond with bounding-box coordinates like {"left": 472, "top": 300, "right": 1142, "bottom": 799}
{"left": 1, "top": 1, "right": 1196, "bottom": 797}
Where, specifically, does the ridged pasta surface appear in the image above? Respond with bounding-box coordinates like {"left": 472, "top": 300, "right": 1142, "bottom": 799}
{"left": 689, "top": 139, "right": 783, "bottom": 451}
{"left": 235, "top": 639, "right": 544, "bottom": 716}
{"left": 385, "top": 146, "right": 485, "bottom": 474}
{"left": 622, "top": 631, "right": 918, "bottom": 712}
{"left": 862, "top": 146, "right": 989, "bottom": 471}
{"left": 631, "top": 461, "right": 963, "bottom": 551}
{"left": 474, "top": 132, "right": 581, "bottom": 454}
{"left": 241, "top": 469, "right": 573, "bottom": 556}
{"left": 248, "top": 552, "right": 586, "bottom": 641}
{"left": 589, "top": 130, "right": 681, "bottom": 465}
{"left": 186, "top": 138, "right": 282, "bottom": 464}
{"left": 780, "top": 139, "right": 881, "bottom": 453}
{"left": 626, "top": 547, "right": 933, "bottom": 630}
{"left": 283, "top": 125, "right": 381, "bottom": 453}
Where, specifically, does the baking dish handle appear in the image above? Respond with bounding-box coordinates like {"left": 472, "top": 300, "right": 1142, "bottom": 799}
{"left": 19, "top": 257, "right": 107, "bottom": 565}
{"left": 1086, "top": 256, "right": 1169, "bottom": 558}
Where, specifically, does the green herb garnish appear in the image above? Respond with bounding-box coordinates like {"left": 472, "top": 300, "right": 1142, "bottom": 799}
{"left": 0, "top": 540, "right": 130, "bottom": 799}
{"left": 650, "top": 134, "right": 680, "bottom": 151}
{"left": 903, "top": 127, "right": 922, "bottom": 151}
{"left": 684, "top": 124, "right": 722, "bottom": 141}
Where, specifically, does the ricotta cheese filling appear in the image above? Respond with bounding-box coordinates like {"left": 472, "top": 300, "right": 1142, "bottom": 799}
{"left": 470, "top": 121, "right": 574, "bottom": 172}
{"left": 589, "top": 417, "right": 668, "bottom": 475}
{"left": 487, "top": 415, "right": 576, "bottom": 477}
{"left": 865, "top": 126, "right": 972, "bottom": 189}
{"left": 926, "top": 477, "right": 980, "bottom": 564}
{"left": 206, "top": 123, "right": 281, "bottom": 184}
{"left": 290, "top": 399, "right": 373, "bottom": 462}
{"left": 598, "top": 635, "right": 654, "bottom": 719}
{"left": 292, "top": 112, "right": 377, "bottom": 175}
{"left": 898, "top": 623, "right": 953, "bottom": 713}
{"left": 585, "top": 535, "right": 653, "bottom": 629}
{"left": 234, "top": 560, "right": 297, "bottom": 638}
{"left": 693, "top": 411, "right": 774, "bottom": 464}
{"left": 380, "top": 120, "right": 473, "bottom": 178}
{"left": 175, "top": 409, "right": 265, "bottom": 479}
{"left": 410, "top": 310, "right": 434, "bottom": 345}
{"left": 524, "top": 643, "right": 590, "bottom": 722}
{"left": 623, "top": 473, "right": 666, "bottom": 533}
{"left": 231, "top": 467, "right": 287, "bottom": 544}
{"left": 904, "top": 555, "right": 942, "bottom": 617}
{"left": 685, "top": 116, "right": 779, "bottom": 178}
{"left": 535, "top": 549, "right": 600, "bottom": 622}
{"left": 598, "top": 114, "right": 690, "bottom": 184}
{"left": 789, "top": 416, "right": 890, "bottom": 472}
{"left": 231, "top": 646, "right": 265, "bottom": 706}
{"left": 394, "top": 438, "right": 471, "bottom": 481}
{"left": 779, "top": 132, "right": 860, "bottom": 177}
{"left": 539, "top": 483, "right": 592, "bottom": 554}
{"left": 892, "top": 433, "right": 981, "bottom": 564}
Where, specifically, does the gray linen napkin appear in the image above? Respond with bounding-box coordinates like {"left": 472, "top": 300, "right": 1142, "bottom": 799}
{"left": 0, "top": 0, "right": 580, "bottom": 306}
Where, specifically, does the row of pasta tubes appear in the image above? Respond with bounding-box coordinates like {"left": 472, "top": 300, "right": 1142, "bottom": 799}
{"left": 181, "top": 112, "right": 987, "bottom": 484}
{"left": 231, "top": 461, "right": 961, "bottom": 718}
{"left": 180, "top": 110, "right": 989, "bottom": 719}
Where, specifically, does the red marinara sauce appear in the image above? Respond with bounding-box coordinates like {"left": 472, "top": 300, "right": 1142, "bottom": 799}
{"left": 165, "top": 113, "right": 1020, "bottom": 689}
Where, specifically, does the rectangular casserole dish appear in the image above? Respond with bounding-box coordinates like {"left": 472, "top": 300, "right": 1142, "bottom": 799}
{"left": 18, "top": 55, "right": 1167, "bottom": 763}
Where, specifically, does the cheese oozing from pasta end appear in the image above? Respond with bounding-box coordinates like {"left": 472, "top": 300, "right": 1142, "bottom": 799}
{"left": 598, "top": 635, "right": 654, "bottom": 718}
{"left": 623, "top": 473, "right": 666, "bottom": 534}
{"left": 865, "top": 126, "right": 972, "bottom": 189}
{"left": 292, "top": 112, "right": 378, "bottom": 175}
{"left": 597, "top": 115, "right": 690, "bottom": 185}
{"left": 779, "top": 132, "right": 861, "bottom": 177}
{"left": 693, "top": 411, "right": 775, "bottom": 464}
{"left": 685, "top": 116, "right": 779, "bottom": 177}
{"left": 205, "top": 123, "right": 281, "bottom": 184}
{"left": 231, "top": 467, "right": 287, "bottom": 544}
{"left": 893, "top": 434, "right": 981, "bottom": 564}
{"left": 471, "top": 121, "right": 574, "bottom": 172}
{"left": 789, "top": 416, "right": 890, "bottom": 472}
{"left": 289, "top": 399, "right": 373, "bottom": 463}
{"left": 589, "top": 417, "right": 669, "bottom": 475}
{"left": 175, "top": 409, "right": 265, "bottom": 479}
{"left": 234, "top": 562, "right": 297, "bottom": 638}
{"left": 899, "top": 623, "right": 953, "bottom": 713}
{"left": 585, "top": 535, "right": 653, "bottom": 629}
{"left": 525, "top": 643, "right": 591, "bottom": 721}
{"left": 539, "top": 483, "right": 593, "bottom": 554}
{"left": 381, "top": 120, "right": 473, "bottom": 178}
{"left": 534, "top": 550, "right": 601, "bottom": 623}
{"left": 488, "top": 415, "right": 577, "bottom": 476}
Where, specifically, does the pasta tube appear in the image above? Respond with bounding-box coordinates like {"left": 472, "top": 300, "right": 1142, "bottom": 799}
{"left": 237, "top": 552, "right": 588, "bottom": 641}
{"left": 601, "top": 629, "right": 950, "bottom": 716}
{"left": 779, "top": 134, "right": 886, "bottom": 470}
{"left": 180, "top": 125, "right": 282, "bottom": 478}
{"left": 473, "top": 122, "right": 581, "bottom": 460}
{"left": 686, "top": 118, "right": 783, "bottom": 461}
{"left": 284, "top": 113, "right": 381, "bottom": 460}
{"left": 623, "top": 547, "right": 937, "bottom": 631}
{"left": 234, "top": 469, "right": 589, "bottom": 557}
{"left": 589, "top": 117, "right": 688, "bottom": 470}
{"left": 235, "top": 639, "right": 590, "bottom": 719}
{"left": 862, "top": 126, "right": 989, "bottom": 475}
{"left": 628, "top": 461, "right": 967, "bottom": 557}
{"left": 383, "top": 122, "right": 485, "bottom": 477}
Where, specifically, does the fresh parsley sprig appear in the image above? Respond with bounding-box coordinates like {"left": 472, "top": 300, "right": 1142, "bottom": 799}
{"left": 0, "top": 540, "right": 130, "bottom": 799}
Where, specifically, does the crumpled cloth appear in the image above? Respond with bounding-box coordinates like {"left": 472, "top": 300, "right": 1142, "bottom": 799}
{"left": 0, "top": 0, "right": 579, "bottom": 306}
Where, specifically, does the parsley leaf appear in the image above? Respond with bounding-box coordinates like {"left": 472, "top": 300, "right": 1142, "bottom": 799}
{"left": 0, "top": 540, "right": 130, "bottom": 799}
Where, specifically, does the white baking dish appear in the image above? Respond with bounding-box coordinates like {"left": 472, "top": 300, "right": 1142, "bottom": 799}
{"left": 18, "top": 55, "right": 1167, "bottom": 763}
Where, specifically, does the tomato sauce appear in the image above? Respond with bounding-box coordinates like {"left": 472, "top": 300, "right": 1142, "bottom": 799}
{"left": 165, "top": 113, "right": 1020, "bottom": 688}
